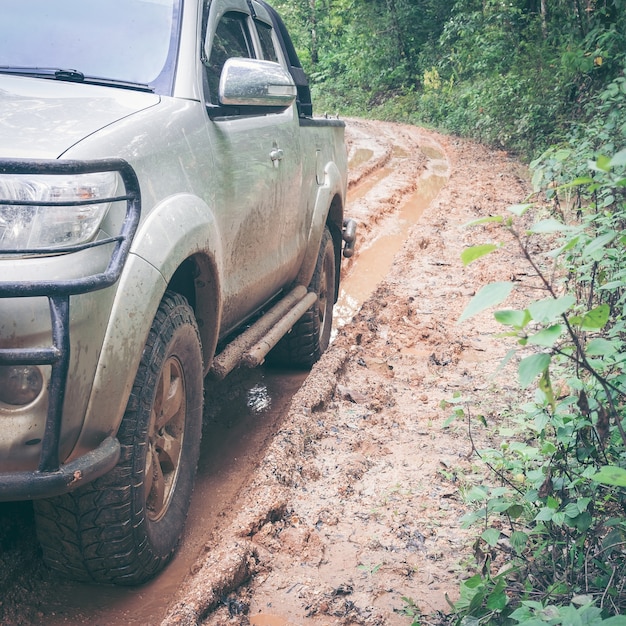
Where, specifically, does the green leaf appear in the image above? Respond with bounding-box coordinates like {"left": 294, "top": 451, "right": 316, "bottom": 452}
{"left": 509, "top": 531, "right": 528, "bottom": 552}
{"left": 602, "top": 617, "right": 626, "bottom": 626}
{"left": 463, "top": 574, "right": 484, "bottom": 590}
{"left": 461, "top": 244, "right": 499, "bottom": 266}
{"left": 506, "top": 504, "right": 524, "bottom": 519}
{"left": 486, "top": 586, "right": 508, "bottom": 611}
{"left": 508, "top": 203, "right": 532, "bottom": 217}
{"left": 528, "top": 218, "right": 574, "bottom": 234}
{"left": 465, "top": 486, "right": 489, "bottom": 502}
{"left": 564, "top": 502, "right": 581, "bottom": 518}
{"left": 547, "top": 233, "right": 581, "bottom": 258}
{"left": 579, "top": 304, "right": 610, "bottom": 330}
{"left": 468, "top": 588, "right": 486, "bottom": 613}
{"left": 591, "top": 465, "right": 626, "bottom": 487}
{"left": 595, "top": 154, "right": 612, "bottom": 172}
{"left": 608, "top": 148, "right": 626, "bottom": 168}
{"left": 519, "top": 353, "right": 551, "bottom": 388}
{"left": 572, "top": 511, "right": 592, "bottom": 532}
{"left": 586, "top": 338, "right": 617, "bottom": 356}
{"left": 531, "top": 168, "right": 544, "bottom": 192}
{"left": 495, "top": 348, "right": 518, "bottom": 374}
{"left": 494, "top": 309, "right": 530, "bottom": 328}
{"left": 527, "top": 325, "right": 563, "bottom": 347}
{"left": 460, "top": 510, "right": 482, "bottom": 527}
{"left": 535, "top": 506, "right": 554, "bottom": 521}
{"left": 528, "top": 296, "right": 575, "bottom": 323}
{"left": 481, "top": 528, "right": 500, "bottom": 546}
{"left": 582, "top": 231, "right": 618, "bottom": 259}
{"left": 459, "top": 282, "right": 514, "bottom": 323}
{"left": 560, "top": 176, "right": 594, "bottom": 187}
{"left": 464, "top": 216, "right": 504, "bottom": 227}
{"left": 538, "top": 368, "right": 555, "bottom": 411}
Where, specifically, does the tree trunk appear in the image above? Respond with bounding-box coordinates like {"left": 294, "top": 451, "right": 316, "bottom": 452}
{"left": 386, "top": 0, "right": 406, "bottom": 60}
{"left": 540, "top": 0, "right": 547, "bottom": 37}
{"left": 309, "top": 0, "right": 318, "bottom": 65}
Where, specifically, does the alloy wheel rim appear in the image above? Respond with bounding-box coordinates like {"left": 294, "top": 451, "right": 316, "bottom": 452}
{"left": 145, "top": 355, "right": 186, "bottom": 522}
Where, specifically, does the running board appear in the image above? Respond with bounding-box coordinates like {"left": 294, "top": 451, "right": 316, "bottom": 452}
{"left": 209, "top": 286, "right": 317, "bottom": 380}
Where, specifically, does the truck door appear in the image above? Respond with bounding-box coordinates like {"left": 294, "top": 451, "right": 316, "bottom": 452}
{"left": 202, "top": 0, "right": 304, "bottom": 334}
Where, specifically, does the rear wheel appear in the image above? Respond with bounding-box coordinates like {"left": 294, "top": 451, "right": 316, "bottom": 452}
{"left": 34, "top": 291, "right": 203, "bottom": 585}
{"left": 271, "top": 227, "right": 336, "bottom": 368}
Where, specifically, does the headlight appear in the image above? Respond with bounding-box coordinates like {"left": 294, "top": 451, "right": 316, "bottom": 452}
{"left": 0, "top": 171, "right": 118, "bottom": 251}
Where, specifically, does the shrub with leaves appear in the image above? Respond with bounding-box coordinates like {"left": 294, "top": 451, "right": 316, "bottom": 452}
{"left": 452, "top": 149, "right": 626, "bottom": 622}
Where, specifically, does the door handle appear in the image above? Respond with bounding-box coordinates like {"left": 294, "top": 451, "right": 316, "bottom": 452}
{"left": 270, "top": 148, "right": 284, "bottom": 166}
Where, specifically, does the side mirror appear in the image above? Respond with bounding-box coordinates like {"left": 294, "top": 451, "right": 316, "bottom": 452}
{"left": 219, "top": 58, "right": 297, "bottom": 109}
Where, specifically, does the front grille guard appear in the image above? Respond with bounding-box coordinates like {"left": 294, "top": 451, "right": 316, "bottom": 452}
{"left": 0, "top": 158, "right": 141, "bottom": 473}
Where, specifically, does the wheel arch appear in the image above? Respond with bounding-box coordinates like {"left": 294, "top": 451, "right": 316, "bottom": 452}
{"left": 70, "top": 194, "right": 224, "bottom": 459}
{"left": 167, "top": 252, "right": 221, "bottom": 375}
{"left": 296, "top": 160, "right": 345, "bottom": 294}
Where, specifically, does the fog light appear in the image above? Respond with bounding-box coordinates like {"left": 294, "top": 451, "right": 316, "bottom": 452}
{"left": 0, "top": 366, "right": 44, "bottom": 406}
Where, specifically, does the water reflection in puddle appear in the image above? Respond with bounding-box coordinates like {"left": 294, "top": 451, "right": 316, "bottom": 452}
{"left": 247, "top": 382, "right": 272, "bottom": 413}
{"left": 348, "top": 147, "right": 374, "bottom": 169}
{"left": 335, "top": 146, "right": 449, "bottom": 332}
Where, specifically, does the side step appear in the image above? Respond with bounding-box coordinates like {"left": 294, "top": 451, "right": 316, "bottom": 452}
{"left": 209, "top": 285, "right": 317, "bottom": 380}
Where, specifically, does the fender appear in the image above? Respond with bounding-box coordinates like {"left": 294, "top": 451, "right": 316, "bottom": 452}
{"left": 69, "top": 194, "right": 224, "bottom": 458}
{"left": 296, "top": 160, "right": 345, "bottom": 288}
{"left": 130, "top": 192, "right": 224, "bottom": 364}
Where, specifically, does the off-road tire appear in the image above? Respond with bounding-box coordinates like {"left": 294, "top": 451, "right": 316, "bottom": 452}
{"left": 33, "top": 291, "right": 203, "bottom": 585}
{"left": 272, "top": 227, "right": 335, "bottom": 368}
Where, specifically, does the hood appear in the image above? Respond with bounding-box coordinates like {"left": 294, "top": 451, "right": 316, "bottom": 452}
{"left": 0, "top": 74, "right": 161, "bottom": 159}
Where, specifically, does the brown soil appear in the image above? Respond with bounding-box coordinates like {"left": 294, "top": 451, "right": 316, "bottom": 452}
{"left": 0, "top": 119, "right": 532, "bottom": 626}
{"left": 162, "top": 119, "right": 532, "bottom": 626}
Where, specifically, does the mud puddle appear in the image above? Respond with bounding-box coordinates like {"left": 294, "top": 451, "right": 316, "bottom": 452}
{"left": 335, "top": 147, "right": 448, "bottom": 330}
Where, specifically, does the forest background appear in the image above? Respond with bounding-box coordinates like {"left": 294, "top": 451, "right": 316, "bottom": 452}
{"left": 272, "top": 0, "right": 626, "bottom": 161}
{"left": 270, "top": 1, "right": 626, "bottom": 623}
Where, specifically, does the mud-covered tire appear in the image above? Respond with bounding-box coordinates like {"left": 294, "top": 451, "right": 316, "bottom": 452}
{"left": 271, "top": 227, "right": 335, "bottom": 368}
{"left": 33, "top": 291, "right": 203, "bottom": 585}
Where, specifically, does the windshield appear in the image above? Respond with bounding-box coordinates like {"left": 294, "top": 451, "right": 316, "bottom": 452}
{"left": 0, "top": 0, "right": 182, "bottom": 93}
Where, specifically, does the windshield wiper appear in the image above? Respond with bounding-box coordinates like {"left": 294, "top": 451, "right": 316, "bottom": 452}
{"left": 0, "top": 66, "right": 154, "bottom": 92}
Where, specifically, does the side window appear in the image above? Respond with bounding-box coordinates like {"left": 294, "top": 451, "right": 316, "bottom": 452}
{"left": 255, "top": 21, "right": 278, "bottom": 63}
{"left": 205, "top": 12, "right": 253, "bottom": 105}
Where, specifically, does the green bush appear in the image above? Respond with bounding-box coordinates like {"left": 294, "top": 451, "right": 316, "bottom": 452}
{"left": 452, "top": 145, "right": 626, "bottom": 623}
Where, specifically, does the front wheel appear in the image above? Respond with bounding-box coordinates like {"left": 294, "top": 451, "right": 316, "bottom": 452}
{"left": 34, "top": 291, "right": 204, "bottom": 585}
{"left": 271, "top": 227, "right": 336, "bottom": 368}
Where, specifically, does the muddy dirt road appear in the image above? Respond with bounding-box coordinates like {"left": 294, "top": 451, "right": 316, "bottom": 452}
{"left": 0, "top": 119, "right": 531, "bottom": 625}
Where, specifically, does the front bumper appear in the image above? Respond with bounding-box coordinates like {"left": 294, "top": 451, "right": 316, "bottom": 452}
{"left": 0, "top": 436, "right": 120, "bottom": 500}
{"left": 0, "top": 158, "right": 140, "bottom": 500}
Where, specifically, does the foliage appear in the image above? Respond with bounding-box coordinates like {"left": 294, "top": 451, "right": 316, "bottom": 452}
{"left": 272, "top": 0, "right": 626, "bottom": 160}
{"left": 451, "top": 147, "right": 626, "bottom": 622}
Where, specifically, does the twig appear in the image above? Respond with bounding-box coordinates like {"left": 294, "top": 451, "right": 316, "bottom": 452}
{"left": 600, "top": 566, "right": 616, "bottom": 609}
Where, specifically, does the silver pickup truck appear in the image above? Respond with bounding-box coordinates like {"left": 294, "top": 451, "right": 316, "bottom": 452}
{"left": 0, "top": 0, "right": 355, "bottom": 585}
